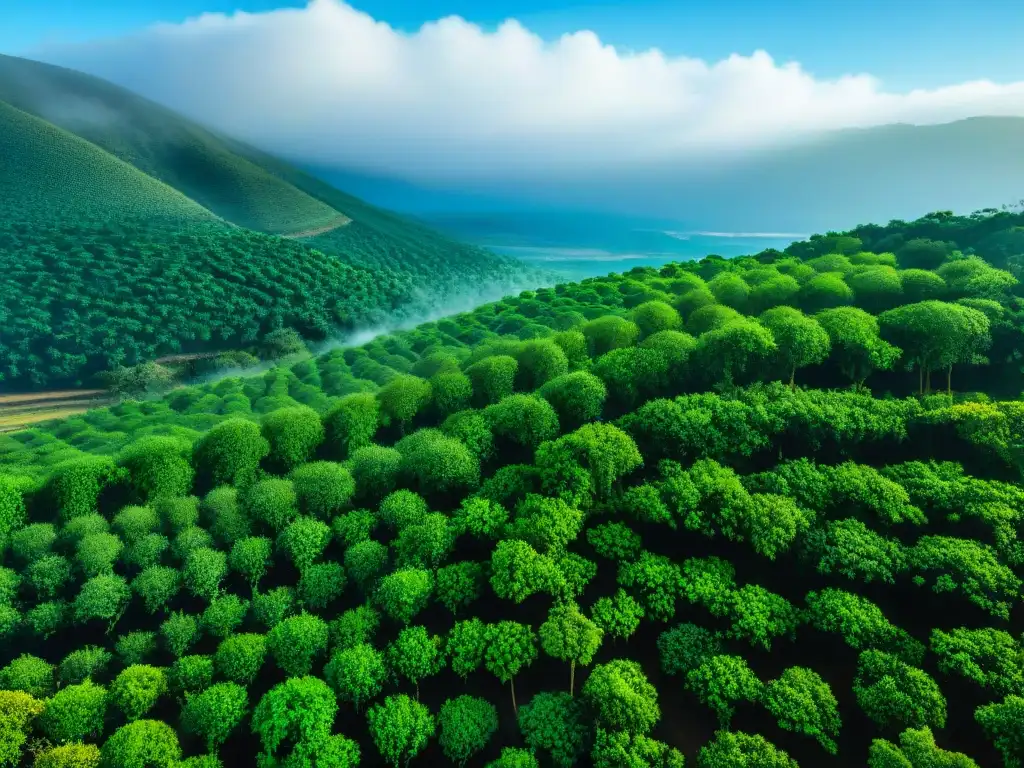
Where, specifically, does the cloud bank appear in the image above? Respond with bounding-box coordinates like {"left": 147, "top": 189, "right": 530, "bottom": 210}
{"left": 34, "top": 0, "right": 1024, "bottom": 184}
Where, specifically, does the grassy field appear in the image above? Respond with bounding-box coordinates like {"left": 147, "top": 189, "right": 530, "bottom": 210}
{"left": 0, "top": 389, "right": 111, "bottom": 432}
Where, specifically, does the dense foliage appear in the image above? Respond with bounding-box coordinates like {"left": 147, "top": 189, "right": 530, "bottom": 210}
{"left": 0, "top": 207, "right": 1022, "bottom": 765}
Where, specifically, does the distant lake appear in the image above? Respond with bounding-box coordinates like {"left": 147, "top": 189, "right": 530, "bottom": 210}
{"left": 420, "top": 212, "right": 804, "bottom": 281}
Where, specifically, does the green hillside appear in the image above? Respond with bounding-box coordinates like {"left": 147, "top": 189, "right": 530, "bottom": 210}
{"left": 0, "top": 100, "right": 216, "bottom": 226}
{"left": 0, "top": 207, "right": 1022, "bottom": 767}
{"left": 0, "top": 56, "right": 532, "bottom": 390}
{"left": 0, "top": 54, "right": 342, "bottom": 235}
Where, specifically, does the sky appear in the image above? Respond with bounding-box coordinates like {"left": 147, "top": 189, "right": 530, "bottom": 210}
{"left": 6, "top": 0, "right": 1024, "bottom": 89}
{"left": 5, "top": 0, "right": 1024, "bottom": 212}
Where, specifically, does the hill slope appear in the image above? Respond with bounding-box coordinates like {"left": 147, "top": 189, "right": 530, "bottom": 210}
{"left": 0, "top": 53, "right": 343, "bottom": 235}
{"left": 0, "top": 207, "right": 1022, "bottom": 767}
{"left": 0, "top": 55, "right": 534, "bottom": 390}
{"left": 0, "top": 99, "right": 216, "bottom": 226}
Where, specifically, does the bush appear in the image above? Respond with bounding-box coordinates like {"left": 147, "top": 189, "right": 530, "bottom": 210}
{"left": 261, "top": 406, "right": 325, "bottom": 471}
{"left": 192, "top": 419, "right": 269, "bottom": 490}
{"left": 290, "top": 461, "right": 355, "bottom": 519}
{"left": 110, "top": 665, "right": 167, "bottom": 721}
{"left": 99, "top": 719, "right": 181, "bottom": 768}
{"left": 0, "top": 654, "right": 54, "bottom": 698}
{"left": 39, "top": 680, "right": 107, "bottom": 744}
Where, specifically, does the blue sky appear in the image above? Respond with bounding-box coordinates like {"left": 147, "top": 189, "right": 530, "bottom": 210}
{"left": 3, "top": 0, "right": 1022, "bottom": 90}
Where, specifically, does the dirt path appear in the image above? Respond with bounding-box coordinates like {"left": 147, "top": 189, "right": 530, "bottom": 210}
{"left": 280, "top": 215, "right": 351, "bottom": 239}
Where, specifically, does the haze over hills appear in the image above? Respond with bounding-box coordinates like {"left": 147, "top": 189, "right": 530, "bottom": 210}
{"left": 0, "top": 54, "right": 536, "bottom": 390}
{"left": 305, "top": 116, "right": 1024, "bottom": 236}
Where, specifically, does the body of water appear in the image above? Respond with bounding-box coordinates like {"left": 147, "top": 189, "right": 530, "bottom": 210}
{"left": 420, "top": 211, "right": 805, "bottom": 281}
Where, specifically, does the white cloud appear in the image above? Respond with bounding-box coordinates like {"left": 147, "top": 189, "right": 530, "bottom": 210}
{"left": 35, "top": 0, "right": 1024, "bottom": 183}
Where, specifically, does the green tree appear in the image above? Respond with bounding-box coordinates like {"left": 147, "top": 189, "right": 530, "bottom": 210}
{"left": 325, "top": 642, "right": 387, "bottom": 712}
{"left": 466, "top": 356, "right": 519, "bottom": 407}
{"left": 379, "top": 375, "right": 432, "bottom": 434}
{"left": 289, "top": 461, "right": 355, "bottom": 519}
{"left": 183, "top": 547, "right": 227, "bottom": 601}
{"left": 241, "top": 478, "right": 298, "bottom": 534}
{"left": 854, "top": 650, "right": 947, "bottom": 731}
{"left": 261, "top": 406, "right": 324, "bottom": 472}
{"left": 452, "top": 497, "right": 508, "bottom": 540}
{"left": 617, "top": 552, "right": 682, "bottom": 622}
{"left": 485, "top": 394, "right": 560, "bottom": 451}
{"left": 130, "top": 566, "right": 179, "bottom": 614}
{"left": 490, "top": 539, "right": 559, "bottom": 604}
{"left": 539, "top": 371, "right": 607, "bottom": 430}
{"left": 486, "top": 748, "right": 540, "bottom": 768}
{"left": 686, "top": 654, "right": 763, "bottom": 727}
{"left": 657, "top": 623, "right": 722, "bottom": 677}
{"left": 758, "top": 306, "right": 831, "bottom": 387}
{"left": 267, "top": 612, "right": 328, "bottom": 676}
{"left": 447, "top": 618, "right": 489, "bottom": 681}
{"left": 201, "top": 594, "right": 248, "bottom": 639}
{"left": 438, "top": 695, "right": 498, "bottom": 767}
{"left": 539, "top": 602, "right": 604, "bottom": 696}
{"left": 632, "top": 301, "right": 683, "bottom": 338}
{"left": 431, "top": 371, "right": 474, "bottom": 416}
{"left": 930, "top": 627, "right": 1024, "bottom": 698}
{"left": 345, "top": 540, "right": 389, "bottom": 590}
{"left": 192, "top": 419, "right": 269, "bottom": 490}
{"left": 374, "top": 568, "right": 434, "bottom": 625}
{"left": 323, "top": 393, "right": 380, "bottom": 459}
{"left": 763, "top": 666, "right": 841, "bottom": 754}
{"left": 74, "top": 574, "right": 130, "bottom": 632}
{"left": 693, "top": 320, "right": 776, "bottom": 389}
{"left": 277, "top": 516, "right": 331, "bottom": 571}
{"left": 879, "top": 301, "right": 990, "bottom": 394}
{"left": 170, "top": 656, "right": 214, "bottom": 697}
{"left": 727, "top": 584, "right": 803, "bottom": 651}
{"left": 386, "top": 625, "right": 444, "bottom": 700}
{"left": 591, "top": 729, "right": 685, "bottom": 768}
{"left": 251, "top": 677, "right": 337, "bottom": 766}
{"left": 582, "top": 316, "right": 640, "bottom": 357}
{"left": 26, "top": 554, "right": 72, "bottom": 600}
{"left": 0, "top": 654, "right": 53, "bottom": 699}
{"left": 975, "top": 694, "right": 1024, "bottom": 768}
{"left": 181, "top": 682, "right": 248, "bottom": 752}
{"left": 435, "top": 561, "right": 484, "bottom": 615}
{"left": 228, "top": 536, "right": 272, "bottom": 593}
{"left": 34, "top": 742, "right": 102, "bottom": 768}
{"left": 99, "top": 720, "right": 181, "bottom": 768}
{"left": 485, "top": 621, "right": 538, "bottom": 714}
{"left": 516, "top": 339, "right": 570, "bottom": 390}
{"left": 518, "top": 691, "right": 590, "bottom": 767}
{"left": 816, "top": 306, "right": 901, "bottom": 388}
{"left": 110, "top": 665, "right": 167, "bottom": 721}
{"left": 366, "top": 694, "right": 435, "bottom": 768}
{"left": 115, "top": 632, "right": 158, "bottom": 665}
{"left": 160, "top": 612, "right": 199, "bottom": 657}
{"left": 350, "top": 446, "right": 403, "bottom": 502}
{"left": 214, "top": 633, "right": 266, "bottom": 686}
{"left": 590, "top": 589, "right": 644, "bottom": 644}
{"left": 868, "top": 726, "right": 979, "bottom": 768}
{"left": 696, "top": 730, "right": 797, "bottom": 768}
{"left": 58, "top": 647, "right": 112, "bottom": 687}
{"left": 583, "top": 659, "right": 660, "bottom": 734}
{"left": 117, "top": 436, "right": 194, "bottom": 503}
{"left": 77, "top": 532, "right": 123, "bottom": 577}
{"left": 39, "top": 680, "right": 107, "bottom": 744}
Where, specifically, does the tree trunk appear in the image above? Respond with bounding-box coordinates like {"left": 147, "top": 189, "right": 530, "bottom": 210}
{"left": 918, "top": 366, "right": 923, "bottom": 396}
{"left": 510, "top": 678, "right": 518, "bottom": 715}
{"left": 570, "top": 660, "right": 576, "bottom": 698}
{"left": 947, "top": 365, "right": 952, "bottom": 396}
{"left": 926, "top": 368, "right": 932, "bottom": 395}
{"left": 789, "top": 365, "right": 796, "bottom": 389}
{"left": 415, "top": 680, "right": 419, "bottom": 702}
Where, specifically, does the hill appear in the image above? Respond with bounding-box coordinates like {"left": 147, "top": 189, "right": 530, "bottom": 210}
{"left": 0, "top": 207, "right": 1022, "bottom": 767}
{"left": 0, "top": 53, "right": 342, "bottom": 235}
{"left": 0, "top": 100, "right": 217, "bottom": 226}
{"left": 0, "top": 55, "right": 533, "bottom": 390}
